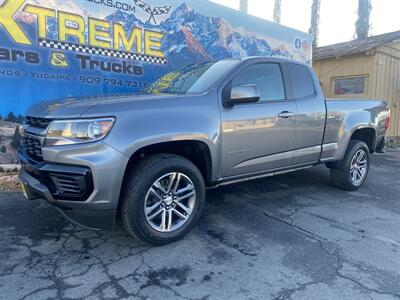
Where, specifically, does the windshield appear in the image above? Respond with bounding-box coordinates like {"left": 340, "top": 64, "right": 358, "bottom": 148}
{"left": 141, "top": 60, "right": 240, "bottom": 95}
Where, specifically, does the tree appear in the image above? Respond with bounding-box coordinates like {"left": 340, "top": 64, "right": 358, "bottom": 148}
{"left": 355, "top": 0, "right": 372, "bottom": 39}
{"left": 0, "top": 146, "right": 6, "bottom": 153}
{"left": 309, "top": 0, "right": 321, "bottom": 47}
{"left": 17, "top": 114, "right": 24, "bottom": 124}
{"left": 5, "top": 112, "right": 18, "bottom": 123}
{"left": 239, "top": 0, "right": 248, "bottom": 13}
{"left": 0, "top": 114, "right": 2, "bottom": 121}
{"left": 10, "top": 127, "right": 20, "bottom": 150}
{"left": 273, "top": 0, "right": 282, "bottom": 24}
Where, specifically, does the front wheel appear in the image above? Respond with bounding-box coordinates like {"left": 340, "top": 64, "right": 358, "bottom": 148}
{"left": 121, "top": 154, "right": 205, "bottom": 246}
{"left": 330, "top": 140, "right": 370, "bottom": 191}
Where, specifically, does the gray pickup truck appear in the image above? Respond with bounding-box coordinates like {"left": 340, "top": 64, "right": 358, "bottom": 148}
{"left": 19, "top": 57, "right": 389, "bottom": 245}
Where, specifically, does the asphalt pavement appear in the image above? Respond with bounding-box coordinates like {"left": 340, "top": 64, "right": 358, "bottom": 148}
{"left": 0, "top": 150, "right": 399, "bottom": 300}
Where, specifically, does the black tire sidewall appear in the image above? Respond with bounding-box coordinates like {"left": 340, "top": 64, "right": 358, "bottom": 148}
{"left": 123, "top": 155, "right": 205, "bottom": 245}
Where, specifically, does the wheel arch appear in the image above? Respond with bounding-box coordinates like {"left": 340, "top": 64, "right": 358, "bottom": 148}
{"left": 326, "top": 126, "right": 376, "bottom": 169}
{"left": 349, "top": 127, "right": 376, "bottom": 153}
{"left": 121, "top": 139, "right": 214, "bottom": 189}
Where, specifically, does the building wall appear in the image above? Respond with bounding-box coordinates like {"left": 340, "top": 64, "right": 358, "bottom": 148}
{"left": 313, "top": 44, "right": 400, "bottom": 143}
{"left": 313, "top": 54, "right": 376, "bottom": 99}
{"left": 374, "top": 41, "right": 400, "bottom": 139}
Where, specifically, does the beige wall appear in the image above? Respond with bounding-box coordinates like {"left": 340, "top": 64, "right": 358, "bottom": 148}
{"left": 313, "top": 42, "right": 400, "bottom": 139}
{"left": 374, "top": 42, "right": 400, "bottom": 138}
{"left": 313, "top": 54, "right": 376, "bottom": 99}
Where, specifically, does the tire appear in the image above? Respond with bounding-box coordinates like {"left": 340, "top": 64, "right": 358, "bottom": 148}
{"left": 121, "top": 154, "right": 205, "bottom": 246}
{"left": 330, "top": 140, "right": 370, "bottom": 191}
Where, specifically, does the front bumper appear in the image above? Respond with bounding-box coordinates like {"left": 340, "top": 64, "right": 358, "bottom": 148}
{"left": 18, "top": 142, "right": 129, "bottom": 230}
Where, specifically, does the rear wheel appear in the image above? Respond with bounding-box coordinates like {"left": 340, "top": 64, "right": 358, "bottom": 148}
{"left": 121, "top": 154, "right": 205, "bottom": 246}
{"left": 330, "top": 140, "right": 370, "bottom": 191}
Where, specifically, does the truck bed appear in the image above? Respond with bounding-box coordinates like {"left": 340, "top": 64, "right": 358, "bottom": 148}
{"left": 321, "top": 98, "right": 388, "bottom": 161}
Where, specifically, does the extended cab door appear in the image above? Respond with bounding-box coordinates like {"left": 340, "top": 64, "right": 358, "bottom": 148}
{"left": 286, "top": 63, "right": 326, "bottom": 165}
{"left": 220, "top": 62, "right": 297, "bottom": 178}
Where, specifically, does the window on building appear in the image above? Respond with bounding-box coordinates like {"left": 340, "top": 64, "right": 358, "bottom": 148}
{"left": 334, "top": 77, "right": 366, "bottom": 95}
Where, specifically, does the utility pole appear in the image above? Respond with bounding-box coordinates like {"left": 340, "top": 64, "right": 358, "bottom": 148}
{"left": 273, "top": 0, "right": 282, "bottom": 24}
{"left": 240, "top": 0, "right": 248, "bottom": 13}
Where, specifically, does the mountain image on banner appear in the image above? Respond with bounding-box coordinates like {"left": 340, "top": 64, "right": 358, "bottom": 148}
{"left": 16, "top": 2, "right": 293, "bottom": 69}
{"left": 105, "top": 3, "right": 291, "bottom": 69}
{"left": 2, "top": 1, "right": 301, "bottom": 116}
{"left": 159, "top": 3, "right": 275, "bottom": 67}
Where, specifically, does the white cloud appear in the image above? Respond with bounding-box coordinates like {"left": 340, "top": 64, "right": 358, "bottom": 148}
{"left": 16, "top": 0, "right": 89, "bottom": 24}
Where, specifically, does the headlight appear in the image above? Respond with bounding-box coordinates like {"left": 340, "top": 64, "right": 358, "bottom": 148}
{"left": 44, "top": 118, "right": 115, "bottom": 147}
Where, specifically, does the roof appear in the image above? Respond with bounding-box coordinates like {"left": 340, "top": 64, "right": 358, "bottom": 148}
{"left": 313, "top": 30, "right": 400, "bottom": 60}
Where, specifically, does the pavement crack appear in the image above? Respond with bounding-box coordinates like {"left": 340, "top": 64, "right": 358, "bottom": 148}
{"left": 337, "top": 273, "right": 400, "bottom": 298}
{"left": 263, "top": 212, "right": 326, "bottom": 242}
{"left": 264, "top": 211, "right": 400, "bottom": 299}
{"left": 198, "top": 223, "right": 257, "bottom": 257}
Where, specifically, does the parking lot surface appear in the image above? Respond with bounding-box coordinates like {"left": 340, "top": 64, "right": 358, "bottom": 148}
{"left": 0, "top": 150, "right": 399, "bottom": 300}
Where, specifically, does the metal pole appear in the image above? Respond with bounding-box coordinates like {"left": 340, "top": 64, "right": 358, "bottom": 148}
{"left": 240, "top": 0, "right": 248, "bottom": 13}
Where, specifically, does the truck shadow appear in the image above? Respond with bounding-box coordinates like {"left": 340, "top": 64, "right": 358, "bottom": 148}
{"left": 206, "top": 165, "right": 334, "bottom": 205}
{"left": 1, "top": 165, "right": 335, "bottom": 252}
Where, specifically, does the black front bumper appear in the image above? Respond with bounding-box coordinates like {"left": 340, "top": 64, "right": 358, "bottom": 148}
{"left": 19, "top": 150, "right": 94, "bottom": 202}
{"left": 18, "top": 151, "right": 116, "bottom": 230}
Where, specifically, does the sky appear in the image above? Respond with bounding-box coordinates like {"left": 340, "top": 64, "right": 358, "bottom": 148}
{"left": 2, "top": 0, "right": 398, "bottom": 47}
{"left": 210, "top": 0, "right": 400, "bottom": 46}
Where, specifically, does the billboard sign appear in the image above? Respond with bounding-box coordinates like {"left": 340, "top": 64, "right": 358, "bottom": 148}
{"left": 0, "top": 0, "right": 312, "bottom": 116}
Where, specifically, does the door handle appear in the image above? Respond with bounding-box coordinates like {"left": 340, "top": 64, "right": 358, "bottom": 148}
{"left": 278, "top": 111, "right": 294, "bottom": 118}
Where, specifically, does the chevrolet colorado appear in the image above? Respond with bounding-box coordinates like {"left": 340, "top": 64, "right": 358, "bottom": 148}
{"left": 18, "top": 57, "right": 389, "bottom": 245}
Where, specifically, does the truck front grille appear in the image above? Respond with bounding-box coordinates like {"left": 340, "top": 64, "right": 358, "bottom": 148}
{"left": 25, "top": 116, "right": 53, "bottom": 129}
{"left": 22, "top": 136, "right": 43, "bottom": 162}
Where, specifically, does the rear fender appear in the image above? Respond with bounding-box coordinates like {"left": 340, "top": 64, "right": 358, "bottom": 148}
{"left": 321, "top": 110, "right": 377, "bottom": 162}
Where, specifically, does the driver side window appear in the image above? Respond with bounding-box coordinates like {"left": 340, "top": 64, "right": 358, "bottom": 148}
{"left": 232, "top": 63, "right": 285, "bottom": 102}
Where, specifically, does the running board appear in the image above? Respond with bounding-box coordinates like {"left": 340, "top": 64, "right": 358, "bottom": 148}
{"left": 208, "top": 164, "right": 315, "bottom": 189}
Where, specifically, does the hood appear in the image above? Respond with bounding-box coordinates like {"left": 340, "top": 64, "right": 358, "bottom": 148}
{"left": 25, "top": 93, "right": 183, "bottom": 118}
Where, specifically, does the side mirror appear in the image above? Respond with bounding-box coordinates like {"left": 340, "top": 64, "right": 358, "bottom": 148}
{"left": 225, "top": 84, "right": 261, "bottom": 106}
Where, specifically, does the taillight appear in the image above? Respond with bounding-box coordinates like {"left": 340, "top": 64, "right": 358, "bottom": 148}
{"left": 385, "top": 109, "right": 390, "bottom": 130}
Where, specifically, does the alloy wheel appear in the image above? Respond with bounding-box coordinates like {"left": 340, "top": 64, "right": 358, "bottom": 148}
{"left": 350, "top": 149, "right": 368, "bottom": 185}
{"left": 144, "top": 172, "right": 196, "bottom": 232}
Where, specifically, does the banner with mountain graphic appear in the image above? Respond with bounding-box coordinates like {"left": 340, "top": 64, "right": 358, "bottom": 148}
{"left": 0, "top": 0, "right": 312, "bottom": 117}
